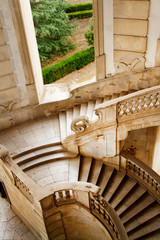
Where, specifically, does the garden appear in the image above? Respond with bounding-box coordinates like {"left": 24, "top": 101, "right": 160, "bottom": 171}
{"left": 30, "top": 0, "right": 94, "bottom": 84}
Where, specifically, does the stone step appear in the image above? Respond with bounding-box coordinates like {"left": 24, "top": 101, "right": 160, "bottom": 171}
{"left": 125, "top": 202, "right": 160, "bottom": 233}
{"left": 44, "top": 208, "right": 58, "bottom": 219}
{"left": 47, "top": 220, "right": 63, "bottom": 234}
{"left": 78, "top": 156, "right": 92, "bottom": 182}
{"left": 128, "top": 215, "right": 160, "bottom": 240}
{"left": 21, "top": 151, "right": 77, "bottom": 171}
{"left": 103, "top": 95, "right": 112, "bottom": 102}
{"left": 13, "top": 142, "right": 61, "bottom": 159}
{"left": 88, "top": 159, "right": 103, "bottom": 185}
{"left": 97, "top": 165, "right": 115, "bottom": 195}
{"left": 116, "top": 184, "right": 146, "bottom": 216}
{"left": 48, "top": 227, "right": 65, "bottom": 240}
{"left": 103, "top": 171, "right": 125, "bottom": 202}
{"left": 15, "top": 144, "right": 64, "bottom": 165}
{"left": 133, "top": 229, "right": 160, "bottom": 240}
{"left": 53, "top": 234, "right": 65, "bottom": 240}
{"left": 45, "top": 211, "right": 62, "bottom": 226}
{"left": 109, "top": 176, "right": 137, "bottom": 208}
{"left": 111, "top": 93, "right": 120, "bottom": 99}
{"left": 120, "top": 91, "right": 129, "bottom": 96}
{"left": 121, "top": 192, "right": 155, "bottom": 224}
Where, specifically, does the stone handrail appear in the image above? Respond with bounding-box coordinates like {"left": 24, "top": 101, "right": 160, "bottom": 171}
{"left": 12, "top": 171, "right": 33, "bottom": 202}
{"left": 95, "top": 85, "right": 160, "bottom": 112}
{"left": 38, "top": 181, "right": 100, "bottom": 202}
{"left": 89, "top": 192, "right": 128, "bottom": 240}
{"left": 0, "top": 144, "right": 44, "bottom": 205}
{"left": 70, "top": 85, "right": 160, "bottom": 133}
{"left": 121, "top": 151, "right": 160, "bottom": 201}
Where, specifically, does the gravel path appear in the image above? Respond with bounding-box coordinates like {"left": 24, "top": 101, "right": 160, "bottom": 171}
{"left": 54, "top": 61, "right": 95, "bottom": 84}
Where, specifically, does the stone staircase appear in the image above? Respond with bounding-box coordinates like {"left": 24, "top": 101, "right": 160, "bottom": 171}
{"left": 12, "top": 148, "right": 160, "bottom": 240}
{"left": 79, "top": 157, "right": 160, "bottom": 240}
{"left": 1, "top": 91, "right": 160, "bottom": 239}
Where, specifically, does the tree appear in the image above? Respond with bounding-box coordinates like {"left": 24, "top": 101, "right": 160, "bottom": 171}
{"left": 30, "top": 0, "right": 75, "bottom": 61}
{"left": 84, "top": 18, "right": 94, "bottom": 46}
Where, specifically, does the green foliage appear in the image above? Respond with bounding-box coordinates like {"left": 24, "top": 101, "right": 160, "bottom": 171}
{"left": 85, "top": 18, "right": 94, "bottom": 46}
{"left": 42, "top": 47, "right": 95, "bottom": 84}
{"left": 68, "top": 10, "right": 93, "bottom": 20}
{"left": 66, "top": 3, "right": 92, "bottom": 13}
{"left": 30, "top": 0, "right": 75, "bottom": 61}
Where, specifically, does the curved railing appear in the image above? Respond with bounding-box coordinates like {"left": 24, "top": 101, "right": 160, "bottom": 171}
{"left": 121, "top": 151, "right": 160, "bottom": 201}
{"left": 89, "top": 192, "right": 128, "bottom": 240}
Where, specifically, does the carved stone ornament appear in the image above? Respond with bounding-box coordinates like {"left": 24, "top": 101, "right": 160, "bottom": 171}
{"left": 0, "top": 100, "right": 17, "bottom": 114}
{"left": 71, "top": 116, "right": 90, "bottom": 133}
{"left": 115, "top": 57, "right": 145, "bottom": 73}
{"left": 0, "top": 144, "right": 11, "bottom": 165}
{"left": 71, "top": 111, "right": 102, "bottom": 134}
{"left": 0, "top": 144, "right": 9, "bottom": 160}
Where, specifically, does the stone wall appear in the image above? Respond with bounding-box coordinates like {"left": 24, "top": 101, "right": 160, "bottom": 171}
{"left": 0, "top": 159, "right": 48, "bottom": 240}
{"left": 123, "top": 127, "right": 157, "bottom": 169}
{"left": 0, "top": 0, "right": 43, "bottom": 117}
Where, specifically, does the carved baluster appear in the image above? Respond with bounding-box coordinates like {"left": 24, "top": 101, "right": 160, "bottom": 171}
{"left": 55, "top": 191, "right": 60, "bottom": 202}
{"left": 142, "top": 170, "right": 145, "bottom": 180}
{"left": 62, "top": 190, "right": 66, "bottom": 200}
{"left": 138, "top": 167, "right": 141, "bottom": 176}
{"left": 69, "top": 189, "right": 73, "bottom": 199}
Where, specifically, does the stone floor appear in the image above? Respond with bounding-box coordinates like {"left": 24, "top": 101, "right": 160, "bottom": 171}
{"left": 0, "top": 196, "right": 37, "bottom": 240}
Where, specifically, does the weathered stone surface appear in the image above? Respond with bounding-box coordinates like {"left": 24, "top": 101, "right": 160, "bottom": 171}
{"left": 114, "top": 1, "right": 149, "bottom": 20}
{"left": 114, "top": 19, "right": 148, "bottom": 37}
{"left": 0, "top": 197, "right": 37, "bottom": 240}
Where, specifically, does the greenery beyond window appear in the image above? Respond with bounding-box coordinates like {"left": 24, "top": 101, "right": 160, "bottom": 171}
{"left": 66, "top": 3, "right": 92, "bottom": 13}
{"left": 68, "top": 10, "right": 93, "bottom": 19}
{"left": 42, "top": 47, "right": 94, "bottom": 84}
{"left": 30, "top": 0, "right": 75, "bottom": 61}
{"left": 85, "top": 18, "right": 94, "bottom": 46}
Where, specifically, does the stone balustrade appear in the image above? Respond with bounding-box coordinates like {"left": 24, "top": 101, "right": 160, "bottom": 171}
{"left": 54, "top": 189, "right": 75, "bottom": 206}
{"left": 121, "top": 151, "right": 160, "bottom": 201}
{"left": 89, "top": 192, "right": 128, "bottom": 240}
{"left": 118, "top": 90, "right": 160, "bottom": 119}
{"left": 12, "top": 171, "right": 33, "bottom": 202}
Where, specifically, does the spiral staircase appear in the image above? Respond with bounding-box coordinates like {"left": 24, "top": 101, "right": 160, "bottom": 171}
{"left": 0, "top": 93, "right": 157, "bottom": 240}
{"left": 0, "top": 0, "right": 160, "bottom": 239}
{"left": 13, "top": 148, "right": 160, "bottom": 240}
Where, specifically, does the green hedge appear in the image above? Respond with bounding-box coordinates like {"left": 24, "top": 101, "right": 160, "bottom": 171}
{"left": 68, "top": 10, "right": 93, "bottom": 19}
{"left": 66, "top": 3, "right": 92, "bottom": 13}
{"left": 42, "top": 47, "right": 94, "bottom": 84}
